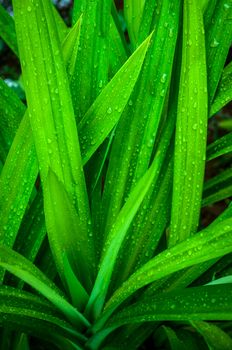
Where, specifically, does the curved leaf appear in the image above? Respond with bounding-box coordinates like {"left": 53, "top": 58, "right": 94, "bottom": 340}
{"left": 108, "top": 285, "right": 232, "bottom": 327}
{"left": 202, "top": 168, "right": 232, "bottom": 207}
{"left": 191, "top": 321, "right": 232, "bottom": 350}
{"left": 0, "top": 245, "right": 90, "bottom": 329}
{"left": 207, "top": 132, "right": 232, "bottom": 161}
{"left": 86, "top": 151, "right": 165, "bottom": 320}
{"left": 94, "top": 217, "right": 232, "bottom": 330}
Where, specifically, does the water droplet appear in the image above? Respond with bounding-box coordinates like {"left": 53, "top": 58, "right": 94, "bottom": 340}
{"left": 161, "top": 73, "right": 167, "bottom": 83}
{"left": 169, "top": 28, "right": 174, "bottom": 37}
{"left": 210, "top": 38, "right": 219, "bottom": 47}
{"left": 27, "top": 6, "right": 32, "bottom": 12}
{"left": 192, "top": 123, "right": 197, "bottom": 130}
{"left": 107, "top": 107, "right": 112, "bottom": 114}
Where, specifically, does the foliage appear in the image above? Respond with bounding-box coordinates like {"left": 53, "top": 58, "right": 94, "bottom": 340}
{"left": 0, "top": 0, "right": 232, "bottom": 349}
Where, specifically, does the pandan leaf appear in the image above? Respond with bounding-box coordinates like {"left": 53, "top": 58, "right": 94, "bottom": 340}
{"left": 0, "top": 21, "right": 149, "bottom": 285}
{"left": 108, "top": 285, "right": 232, "bottom": 327}
{"left": 102, "top": 0, "right": 180, "bottom": 238}
{"left": 13, "top": 188, "right": 45, "bottom": 264}
{"left": 137, "top": 0, "right": 157, "bottom": 44}
{"left": 0, "top": 12, "right": 85, "bottom": 273}
{"left": 13, "top": 0, "right": 95, "bottom": 290}
{"left": 0, "top": 78, "right": 26, "bottom": 161}
{"left": 70, "top": 0, "right": 112, "bottom": 121}
{"left": 0, "top": 245, "right": 90, "bottom": 329}
{"left": 191, "top": 321, "right": 232, "bottom": 350}
{"left": 169, "top": 0, "right": 208, "bottom": 246}
{"left": 78, "top": 32, "right": 151, "bottom": 164}
{"left": 0, "top": 3, "right": 67, "bottom": 57}
{"left": 205, "top": 0, "right": 232, "bottom": 103}
{"left": 111, "top": 110, "right": 175, "bottom": 288}
{"left": 205, "top": 275, "right": 232, "bottom": 285}
{"left": 94, "top": 217, "right": 232, "bottom": 329}
{"left": 0, "top": 4, "right": 18, "bottom": 56}
{"left": 210, "top": 62, "right": 232, "bottom": 117}
{"left": 202, "top": 168, "right": 232, "bottom": 207}
{"left": 204, "top": 0, "right": 217, "bottom": 29}
{"left": 0, "top": 114, "right": 38, "bottom": 258}
{"left": 124, "top": 0, "right": 145, "bottom": 48}
{"left": 86, "top": 149, "right": 166, "bottom": 320}
{"left": 207, "top": 132, "right": 232, "bottom": 161}
{"left": 44, "top": 169, "right": 91, "bottom": 299}
{"left": 109, "top": 5, "right": 128, "bottom": 77}
{"left": 161, "top": 326, "right": 188, "bottom": 350}
{"left": 219, "top": 120, "right": 232, "bottom": 131}
{"left": 62, "top": 16, "right": 82, "bottom": 79}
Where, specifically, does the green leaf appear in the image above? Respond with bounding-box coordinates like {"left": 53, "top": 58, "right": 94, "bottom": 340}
{"left": 52, "top": 5, "right": 69, "bottom": 43}
{"left": 124, "top": 0, "right": 145, "bottom": 48}
{"left": 63, "top": 253, "right": 89, "bottom": 311}
{"left": 205, "top": 275, "right": 232, "bottom": 285}
{"left": 218, "top": 120, "right": 232, "bottom": 132}
{"left": 205, "top": 0, "right": 232, "bottom": 103}
{"left": 0, "top": 113, "right": 38, "bottom": 254}
{"left": 204, "top": 0, "right": 217, "bottom": 29}
{"left": 108, "top": 285, "right": 232, "bottom": 327}
{"left": 78, "top": 32, "right": 151, "bottom": 164}
{"left": 0, "top": 4, "right": 18, "bottom": 56}
{"left": 44, "top": 169, "right": 91, "bottom": 299}
{"left": 0, "top": 3, "right": 67, "bottom": 57}
{"left": 0, "top": 20, "right": 149, "bottom": 276}
{"left": 13, "top": 0, "right": 95, "bottom": 288}
{"left": 86, "top": 150, "right": 166, "bottom": 320}
{"left": 0, "top": 79, "right": 26, "bottom": 161}
{"left": 94, "top": 217, "right": 232, "bottom": 329}
{"left": 102, "top": 0, "right": 180, "bottom": 238}
{"left": 71, "top": 0, "right": 112, "bottom": 121}
{"left": 72, "top": 0, "right": 86, "bottom": 24}
{"left": 207, "top": 132, "right": 232, "bottom": 161}
{"left": 0, "top": 245, "right": 90, "bottom": 329}
{"left": 62, "top": 15, "right": 82, "bottom": 79}
{"left": 169, "top": 0, "right": 208, "bottom": 246}
{"left": 210, "top": 62, "right": 232, "bottom": 117}
{"left": 137, "top": 0, "right": 157, "bottom": 44}
{"left": 13, "top": 188, "right": 46, "bottom": 264}
{"left": 111, "top": 112, "right": 175, "bottom": 288}
{"left": 0, "top": 11, "right": 88, "bottom": 271}
{"left": 191, "top": 321, "right": 232, "bottom": 350}
{"left": 161, "top": 326, "right": 188, "bottom": 350}
{"left": 202, "top": 168, "right": 232, "bottom": 207}
{"left": 109, "top": 7, "right": 128, "bottom": 77}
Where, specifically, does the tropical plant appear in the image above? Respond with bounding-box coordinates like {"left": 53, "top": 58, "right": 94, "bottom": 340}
{"left": 0, "top": 0, "right": 232, "bottom": 349}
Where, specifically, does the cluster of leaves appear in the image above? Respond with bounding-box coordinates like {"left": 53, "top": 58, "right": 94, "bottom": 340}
{"left": 0, "top": 0, "right": 232, "bottom": 349}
